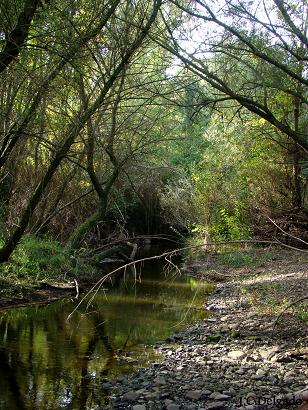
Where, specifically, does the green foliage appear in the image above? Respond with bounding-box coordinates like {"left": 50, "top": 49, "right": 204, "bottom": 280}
{"left": 0, "top": 0, "right": 306, "bottom": 265}
{"left": 207, "top": 334, "right": 221, "bottom": 342}
{"left": 0, "top": 235, "right": 94, "bottom": 284}
{"left": 218, "top": 249, "right": 272, "bottom": 268}
{"left": 209, "top": 208, "right": 251, "bottom": 241}
{"left": 219, "top": 251, "right": 256, "bottom": 268}
{"left": 295, "top": 305, "right": 308, "bottom": 323}
{"left": 161, "top": 112, "right": 253, "bottom": 241}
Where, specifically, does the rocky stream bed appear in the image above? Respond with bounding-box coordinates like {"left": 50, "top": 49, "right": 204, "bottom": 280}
{"left": 102, "top": 249, "right": 308, "bottom": 410}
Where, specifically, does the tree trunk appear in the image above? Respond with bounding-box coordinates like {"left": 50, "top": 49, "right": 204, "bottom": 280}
{"left": 0, "top": 0, "right": 162, "bottom": 263}
{"left": 292, "top": 148, "right": 302, "bottom": 209}
{"left": 69, "top": 198, "right": 108, "bottom": 250}
{"left": 292, "top": 95, "right": 302, "bottom": 209}
{"left": 0, "top": 172, "right": 14, "bottom": 236}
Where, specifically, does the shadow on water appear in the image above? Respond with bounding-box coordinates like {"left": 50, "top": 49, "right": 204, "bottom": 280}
{"left": 0, "top": 259, "right": 212, "bottom": 409}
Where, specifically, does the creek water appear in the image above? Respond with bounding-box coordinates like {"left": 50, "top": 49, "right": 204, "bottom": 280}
{"left": 0, "top": 260, "right": 211, "bottom": 409}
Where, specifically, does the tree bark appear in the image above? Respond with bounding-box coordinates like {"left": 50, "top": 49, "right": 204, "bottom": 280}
{"left": 0, "top": 0, "right": 41, "bottom": 73}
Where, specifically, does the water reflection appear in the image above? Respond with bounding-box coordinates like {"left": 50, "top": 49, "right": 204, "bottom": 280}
{"left": 0, "top": 262, "right": 212, "bottom": 409}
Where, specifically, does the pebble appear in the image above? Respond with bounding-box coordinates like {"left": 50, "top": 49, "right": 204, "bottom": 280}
{"left": 186, "top": 390, "right": 203, "bottom": 400}
{"left": 122, "top": 391, "right": 140, "bottom": 401}
{"left": 227, "top": 350, "right": 246, "bottom": 360}
{"left": 209, "top": 392, "right": 231, "bottom": 401}
{"left": 109, "top": 260, "right": 307, "bottom": 409}
{"left": 207, "top": 402, "right": 227, "bottom": 410}
{"left": 167, "top": 405, "right": 180, "bottom": 410}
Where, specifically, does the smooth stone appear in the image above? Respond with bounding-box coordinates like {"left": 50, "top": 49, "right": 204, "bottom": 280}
{"left": 209, "top": 392, "right": 231, "bottom": 401}
{"left": 122, "top": 391, "right": 140, "bottom": 401}
{"left": 102, "top": 382, "right": 113, "bottom": 389}
{"left": 207, "top": 401, "right": 227, "bottom": 410}
{"left": 144, "top": 392, "right": 160, "bottom": 400}
{"left": 133, "top": 406, "right": 146, "bottom": 410}
{"left": 252, "top": 373, "right": 265, "bottom": 380}
{"left": 228, "top": 350, "right": 246, "bottom": 360}
{"left": 186, "top": 390, "right": 203, "bottom": 400}
{"left": 167, "top": 405, "right": 180, "bottom": 410}
{"left": 259, "top": 347, "right": 280, "bottom": 360}
{"left": 154, "top": 376, "right": 167, "bottom": 385}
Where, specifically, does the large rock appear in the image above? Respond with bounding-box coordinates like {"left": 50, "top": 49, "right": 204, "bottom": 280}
{"left": 259, "top": 347, "right": 280, "bottom": 360}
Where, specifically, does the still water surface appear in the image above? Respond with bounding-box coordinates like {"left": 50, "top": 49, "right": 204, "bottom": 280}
{"left": 0, "top": 261, "right": 211, "bottom": 409}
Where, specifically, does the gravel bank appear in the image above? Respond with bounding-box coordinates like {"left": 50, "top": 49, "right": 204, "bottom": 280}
{"left": 103, "top": 249, "right": 308, "bottom": 410}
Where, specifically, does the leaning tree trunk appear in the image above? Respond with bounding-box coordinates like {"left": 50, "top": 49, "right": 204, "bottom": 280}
{"left": 69, "top": 197, "right": 108, "bottom": 250}
{"left": 0, "top": 0, "right": 162, "bottom": 263}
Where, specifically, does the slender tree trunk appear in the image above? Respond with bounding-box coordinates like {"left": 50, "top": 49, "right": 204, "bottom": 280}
{"left": 292, "top": 148, "right": 302, "bottom": 209}
{"left": 0, "top": 172, "right": 14, "bottom": 236}
{"left": 292, "top": 95, "right": 302, "bottom": 209}
{"left": 68, "top": 72, "right": 125, "bottom": 249}
{"left": 0, "top": 0, "right": 162, "bottom": 262}
{"left": 0, "top": 0, "right": 122, "bottom": 171}
{"left": 69, "top": 197, "right": 108, "bottom": 249}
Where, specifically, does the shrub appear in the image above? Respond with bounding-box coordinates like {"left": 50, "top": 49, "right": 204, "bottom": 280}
{"left": 0, "top": 235, "right": 94, "bottom": 284}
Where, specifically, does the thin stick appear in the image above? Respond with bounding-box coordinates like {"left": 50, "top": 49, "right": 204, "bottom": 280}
{"left": 73, "top": 279, "right": 79, "bottom": 299}
{"left": 267, "top": 215, "right": 308, "bottom": 246}
{"left": 272, "top": 294, "right": 308, "bottom": 330}
{"left": 67, "top": 239, "right": 308, "bottom": 320}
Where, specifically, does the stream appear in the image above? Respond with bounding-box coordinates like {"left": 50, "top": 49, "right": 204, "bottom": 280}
{"left": 0, "top": 260, "right": 212, "bottom": 409}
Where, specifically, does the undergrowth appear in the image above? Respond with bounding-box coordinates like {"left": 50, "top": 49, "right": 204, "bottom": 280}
{"left": 0, "top": 235, "right": 96, "bottom": 287}
{"left": 184, "top": 234, "right": 274, "bottom": 268}
{"left": 217, "top": 249, "right": 273, "bottom": 268}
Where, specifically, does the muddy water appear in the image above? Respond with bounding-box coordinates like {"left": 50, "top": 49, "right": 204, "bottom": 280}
{"left": 0, "top": 261, "right": 212, "bottom": 409}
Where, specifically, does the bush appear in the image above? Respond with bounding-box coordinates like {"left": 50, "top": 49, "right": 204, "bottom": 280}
{"left": 208, "top": 207, "right": 251, "bottom": 241}
{"left": 0, "top": 235, "right": 94, "bottom": 284}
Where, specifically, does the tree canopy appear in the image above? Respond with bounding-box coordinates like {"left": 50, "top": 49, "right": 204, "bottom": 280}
{"left": 0, "top": 0, "right": 307, "bottom": 263}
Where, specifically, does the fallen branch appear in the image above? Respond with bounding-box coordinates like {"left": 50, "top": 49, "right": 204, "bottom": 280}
{"left": 85, "top": 234, "right": 179, "bottom": 256}
{"left": 67, "top": 239, "right": 308, "bottom": 320}
{"left": 267, "top": 215, "right": 308, "bottom": 246}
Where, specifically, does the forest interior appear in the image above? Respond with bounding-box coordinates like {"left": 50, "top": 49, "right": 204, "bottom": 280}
{"left": 0, "top": 0, "right": 307, "bottom": 409}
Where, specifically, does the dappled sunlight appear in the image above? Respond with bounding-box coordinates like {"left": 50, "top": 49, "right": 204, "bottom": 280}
{"left": 234, "top": 270, "right": 307, "bottom": 287}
